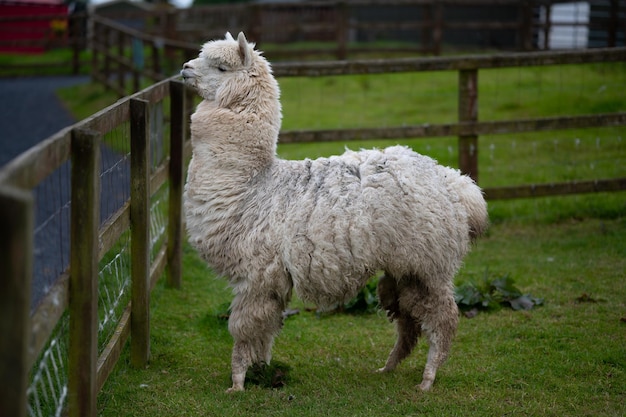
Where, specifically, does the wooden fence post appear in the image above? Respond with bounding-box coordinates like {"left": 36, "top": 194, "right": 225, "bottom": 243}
{"left": 248, "top": 4, "right": 262, "bottom": 49}
{"left": 0, "top": 185, "right": 33, "bottom": 417}
{"left": 91, "top": 19, "right": 100, "bottom": 85}
{"left": 520, "top": 0, "right": 533, "bottom": 51}
{"left": 167, "top": 80, "right": 186, "bottom": 289}
{"left": 103, "top": 24, "right": 111, "bottom": 89}
{"left": 152, "top": 41, "right": 162, "bottom": 81}
{"left": 130, "top": 98, "right": 151, "bottom": 368}
{"left": 132, "top": 37, "right": 142, "bottom": 93}
{"left": 336, "top": 0, "right": 348, "bottom": 60}
{"left": 69, "top": 128, "right": 101, "bottom": 417}
{"left": 432, "top": 2, "right": 443, "bottom": 56}
{"left": 608, "top": 0, "right": 618, "bottom": 47}
{"left": 458, "top": 68, "right": 479, "bottom": 182}
{"left": 421, "top": 4, "right": 432, "bottom": 54}
{"left": 117, "top": 31, "right": 126, "bottom": 95}
{"left": 541, "top": 4, "right": 551, "bottom": 50}
{"left": 70, "top": 14, "right": 81, "bottom": 75}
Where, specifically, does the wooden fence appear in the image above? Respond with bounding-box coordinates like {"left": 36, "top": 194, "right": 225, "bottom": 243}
{"left": 0, "top": 78, "right": 188, "bottom": 417}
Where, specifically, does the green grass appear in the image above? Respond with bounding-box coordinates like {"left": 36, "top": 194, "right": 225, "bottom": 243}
{"left": 0, "top": 47, "right": 91, "bottom": 76}
{"left": 52, "top": 60, "right": 626, "bottom": 416}
{"left": 56, "top": 82, "right": 120, "bottom": 121}
{"left": 96, "top": 217, "right": 626, "bottom": 416}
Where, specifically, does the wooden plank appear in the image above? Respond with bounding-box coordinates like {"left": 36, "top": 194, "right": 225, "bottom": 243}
{"left": 0, "top": 185, "right": 33, "bottom": 417}
{"left": 167, "top": 80, "right": 186, "bottom": 289}
{"left": 150, "top": 160, "right": 170, "bottom": 195}
{"left": 0, "top": 128, "right": 71, "bottom": 189}
{"left": 272, "top": 47, "right": 626, "bottom": 77}
{"left": 133, "top": 78, "right": 170, "bottom": 103}
{"left": 150, "top": 243, "right": 168, "bottom": 292}
{"left": 98, "top": 202, "right": 131, "bottom": 260}
{"left": 27, "top": 273, "right": 69, "bottom": 371}
{"left": 277, "top": 112, "right": 626, "bottom": 143}
{"left": 96, "top": 305, "right": 131, "bottom": 392}
{"left": 75, "top": 97, "right": 130, "bottom": 136}
{"left": 130, "top": 98, "right": 151, "bottom": 368}
{"left": 484, "top": 178, "right": 626, "bottom": 200}
{"left": 68, "top": 128, "right": 101, "bottom": 417}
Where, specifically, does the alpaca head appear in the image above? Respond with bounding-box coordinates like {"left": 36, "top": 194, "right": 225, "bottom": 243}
{"left": 181, "top": 32, "right": 278, "bottom": 112}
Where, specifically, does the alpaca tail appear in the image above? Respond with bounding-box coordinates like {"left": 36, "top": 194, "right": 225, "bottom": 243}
{"left": 443, "top": 168, "right": 489, "bottom": 241}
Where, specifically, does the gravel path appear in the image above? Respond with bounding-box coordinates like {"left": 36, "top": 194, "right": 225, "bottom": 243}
{"left": 0, "top": 76, "right": 109, "bottom": 309}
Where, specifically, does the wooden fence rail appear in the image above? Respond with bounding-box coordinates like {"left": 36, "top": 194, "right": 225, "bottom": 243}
{"left": 0, "top": 78, "right": 188, "bottom": 417}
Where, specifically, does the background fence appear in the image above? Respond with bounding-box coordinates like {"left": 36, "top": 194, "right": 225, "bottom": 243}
{"left": 89, "top": 14, "right": 196, "bottom": 97}
{"left": 174, "top": 0, "right": 626, "bottom": 58}
{"left": 1, "top": 0, "right": 624, "bottom": 78}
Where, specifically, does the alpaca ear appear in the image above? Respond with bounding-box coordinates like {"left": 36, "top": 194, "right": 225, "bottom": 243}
{"left": 225, "top": 32, "right": 234, "bottom": 41}
{"left": 237, "top": 32, "right": 252, "bottom": 67}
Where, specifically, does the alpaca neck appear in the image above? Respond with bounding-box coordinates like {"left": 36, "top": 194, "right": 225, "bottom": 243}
{"left": 190, "top": 99, "right": 278, "bottom": 180}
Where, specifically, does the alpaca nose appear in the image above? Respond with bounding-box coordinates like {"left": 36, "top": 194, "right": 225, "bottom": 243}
{"left": 181, "top": 62, "right": 195, "bottom": 79}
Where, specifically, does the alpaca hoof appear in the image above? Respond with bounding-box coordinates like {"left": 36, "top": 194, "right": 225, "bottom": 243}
{"left": 375, "top": 366, "right": 391, "bottom": 373}
{"left": 418, "top": 379, "right": 434, "bottom": 391}
{"left": 226, "top": 385, "right": 244, "bottom": 394}
{"left": 227, "top": 371, "right": 245, "bottom": 393}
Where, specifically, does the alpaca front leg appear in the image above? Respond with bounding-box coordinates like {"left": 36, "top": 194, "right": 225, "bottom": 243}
{"left": 226, "top": 291, "right": 285, "bottom": 393}
{"left": 227, "top": 336, "right": 276, "bottom": 392}
{"left": 227, "top": 341, "right": 251, "bottom": 393}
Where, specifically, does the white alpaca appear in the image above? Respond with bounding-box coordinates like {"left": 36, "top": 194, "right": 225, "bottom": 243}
{"left": 181, "top": 32, "right": 488, "bottom": 393}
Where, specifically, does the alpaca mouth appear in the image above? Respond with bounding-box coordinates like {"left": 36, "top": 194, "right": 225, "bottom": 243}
{"left": 180, "top": 68, "right": 196, "bottom": 81}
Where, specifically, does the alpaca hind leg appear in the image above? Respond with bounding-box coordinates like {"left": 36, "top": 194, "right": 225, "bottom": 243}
{"left": 377, "top": 275, "right": 421, "bottom": 372}
{"left": 378, "top": 315, "right": 420, "bottom": 373}
{"left": 417, "top": 287, "right": 458, "bottom": 391}
{"left": 226, "top": 292, "right": 284, "bottom": 392}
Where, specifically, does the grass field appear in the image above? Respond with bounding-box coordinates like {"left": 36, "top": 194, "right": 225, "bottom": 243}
{"left": 52, "top": 60, "right": 626, "bottom": 416}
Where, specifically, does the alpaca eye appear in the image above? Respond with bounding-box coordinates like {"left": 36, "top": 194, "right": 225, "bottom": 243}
{"left": 217, "top": 65, "right": 227, "bottom": 72}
